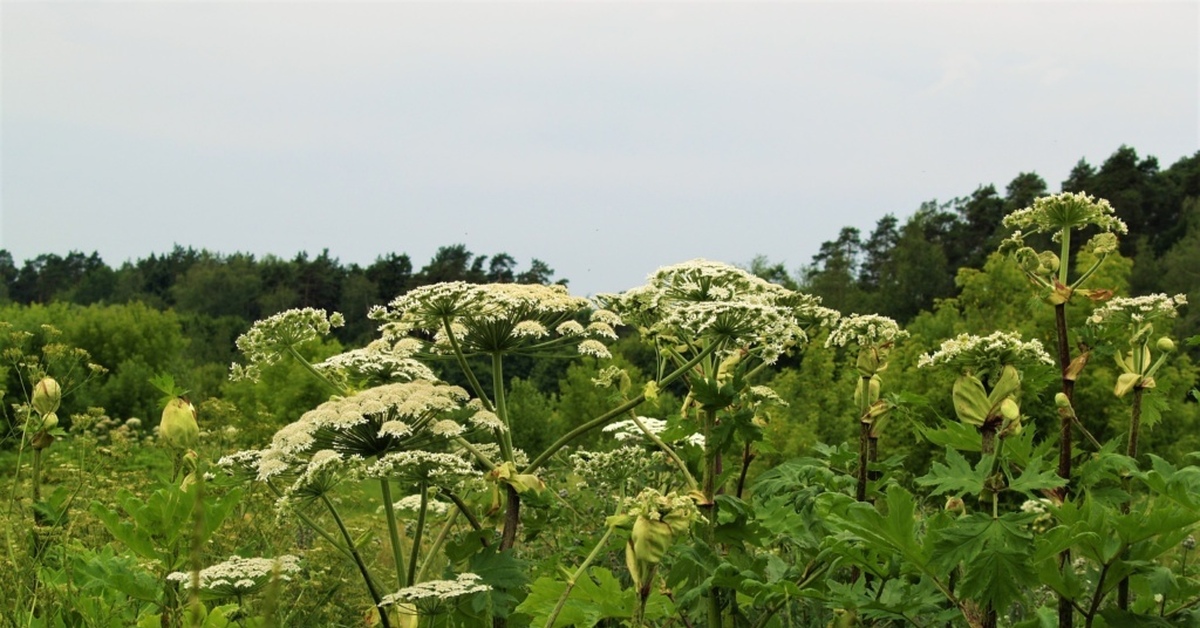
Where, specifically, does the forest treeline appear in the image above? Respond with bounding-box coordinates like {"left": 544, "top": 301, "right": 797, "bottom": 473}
{"left": 3, "top": 144, "right": 1199, "bottom": 457}
{"left": 771, "top": 145, "right": 1200, "bottom": 337}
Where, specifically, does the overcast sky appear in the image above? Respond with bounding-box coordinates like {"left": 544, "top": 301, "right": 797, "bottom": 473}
{"left": 3, "top": 1, "right": 1197, "bottom": 297}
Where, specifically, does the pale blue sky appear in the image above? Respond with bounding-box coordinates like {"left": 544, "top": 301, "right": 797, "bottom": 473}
{"left": 3, "top": 1, "right": 1197, "bottom": 296}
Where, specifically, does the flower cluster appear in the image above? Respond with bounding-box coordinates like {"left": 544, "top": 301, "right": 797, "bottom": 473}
{"left": 366, "top": 450, "right": 480, "bottom": 485}
{"left": 603, "top": 417, "right": 705, "bottom": 448}
{"left": 378, "top": 573, "right": 491, "bottom": 614}
{"left": 918, "top": 331, "right": 1053, "bottom": 379}
{"left": 167, "top": 555, "right": 301, "bottom": 598}
{"left": 1020, "top": 498, "right": 1056, "bottom": 534}
{"left": 371, "top": 282, "right": 618, "bottom": 359}
{"left": 1002, "top": 192, "right": 1128, "bottom": 239}
{"left": 392, "top": 492, "right": 451, "bottom": 516}
{"left": 230, "top": 309, "right": 345, "bottom": 382}
{"left": 570, "top": 445, "right": 665, "bottom": 493}
{"left": 316, "top": 331, "right": 435, "bottom": 384}
{"left": 1087, "top": 293, "right": 1187, "bottom": 328}
{"left": 599, "top": 260, "right": 832, "bottom": 364}
{"left": 622, "top": 487, "right": 701, "bottom": 525}
{"left": 825, "top": 314, "right": 908, "bottom": 349}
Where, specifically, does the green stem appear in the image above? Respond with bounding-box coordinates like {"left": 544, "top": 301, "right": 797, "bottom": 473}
{"left": 1054, "top": 299, "right": 1076, "bottom": 628}
{"left": 319, "top": 493, "right": 391, "bottom": 628}
{"left": 444, "top": 491, "right": 488, "bottom": 541}
{"left": 379, "top": 479, "right": 409, "bottom": 590}
{"left": 526, "top": 342, "right": 721, "bottom": 473}
{"left": 628, "top": 411, "right": 698, "bottom": 491}
{"left": 1058, "top": 227, "right": 1072, "bottom": 286}
{"left": 31, "top": 447, "right": 42, "bottom": 503}
{"left": 1070, "top": 253, "right": 1109, "bottom": 290}
{"left": 1118, "top": 386, "right": 1145, "bottom": 610}
{"left": 543, "top": 526, "right": 617, "bottom": 628}
{"left": 416, "top": 509, "right": 460, "bottom": 583}
{"left": 702, "top": 406, "right": 722, "bottom": 628}
{"left": 453, "top": 436, "right": 498, "bottom": 472}
{"left": 287, "top": 346, "right": 349, "bottom": 395}
{"left": 265, "top": 481, "right": 354, "bottom": 562}
{"left": 441, "top": 319, "right": 492, "bottom": 411}
{"left": 491, "top": 353, "right": 514, "bottom": 463}
{"left": 408, "top": 482, "right": 428, "bottom": 586}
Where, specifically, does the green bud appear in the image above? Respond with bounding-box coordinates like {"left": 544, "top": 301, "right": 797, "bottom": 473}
{"left": 999, "top": 397, "right": 1020, "bottom": 421}
{"left": 1055, "top": 393, "right": 1071, "bottom": 408}
{"left": 1037, "top": 251, "right": 1060, "bottom": 274}
{"left": 945, "top": 496, "right": 966, "bottom": 515}
{"left": 32, "top": 377, "right": 62, "bottom": 416}
{"left": 160, "top": 397, "right": 199, "bottom": 449}
{"left": 1157, "top": 337, "right": 1176, "bottom": 353}
{"left": 855, "top": 347, "right": 880, "bottom": 377}
{"left": 952, "top": 374, "right": 990, "bottom": 427}
{"left": 631, "top": 516, "right": 673, "bottom": 565}
{"left": 1114, "top": 372, "right": 1141, "bottom": 399}
{"left": 987, "top": 365, "right": 1021, "bottom": 408}
{"left": 41, "top": 412, "right": 59, "bottom": 430}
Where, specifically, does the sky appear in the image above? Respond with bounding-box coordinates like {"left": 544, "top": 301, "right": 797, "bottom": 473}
{"left": 2, "top": 1, "right": 1197, "bottom": 297}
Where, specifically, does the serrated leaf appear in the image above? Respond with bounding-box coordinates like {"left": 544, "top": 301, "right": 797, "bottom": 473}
{"left": 469, "top": 546, "right": 530, "bottom": 618}
{"left": 916, "top": 447, "right": 993, "bottom": 497}
{"left": 1006, "top": 454, "right": 1067, "bottom": 496}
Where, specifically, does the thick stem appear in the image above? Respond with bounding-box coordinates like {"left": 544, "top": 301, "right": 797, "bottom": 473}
{"left": 1118, "top": 386, "right": 1145, "bottom": 610}
{"left": 379, "top": 479, "right": 408, "bottom": 590}
{"left": 31, "top": 448, "right": 42, "bottom": 503}
{"left": 491, "top": 353, "right": 514, "bottom": 463}
{"left": 702, "top": 407, "right": 722, "bottom": 628}
{"left": 1056, "top": 303, "right": 1075, "bottom": 486}
{"left": 407, "top": 482, "right": 428, "bottom": 587}
{"left": 735, "top": 441, "right": 754, "bottom": 500}
{"left": 320, "top": 494, "right": 391, "bottom": 628}
{"left": 500, "top": 484, "right": 520, "bottom": 551}
{"left": 1055, "top": 301, "right": 1076, "bottom": 628}
{"left": 856, "top": 421, "right": 870, "bottom": 502}
{"left": 981, "top": 423, "right": 997, "bottom": 456}
{"left": 543, "top": 526, "right": 617, "bottom": 628}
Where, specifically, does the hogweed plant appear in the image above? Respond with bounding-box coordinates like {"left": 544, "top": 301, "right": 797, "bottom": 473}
{"left": 1087, "top": 293, "right": 1187, "bottom": 608}
{"left": 227, "top": 285, "right": 658, "bottom": 625}
{"left": 826, "top": 314, "right": 907, "bottom": 502}
{"left": 599, "top": 259, "right": 836, "bottom": 626}
{"left": 1001, "top": 191, "right": 1127, "bottom": 627}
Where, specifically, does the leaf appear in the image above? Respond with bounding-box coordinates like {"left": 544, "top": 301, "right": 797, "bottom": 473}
{"left": 916, "top": 447, "right": 993, "bottom": 497}
{"left": 1140, "top": 390, "right": 1169, "bottom": 430}
{"left": 469, "top": 546, "right": 531, "bottom": 619}
{"left": 515, "top": 567, "right": 670, "bottom": 627}
{"left": 1006, "top": 453, "right": 1067, "bottom": 496}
